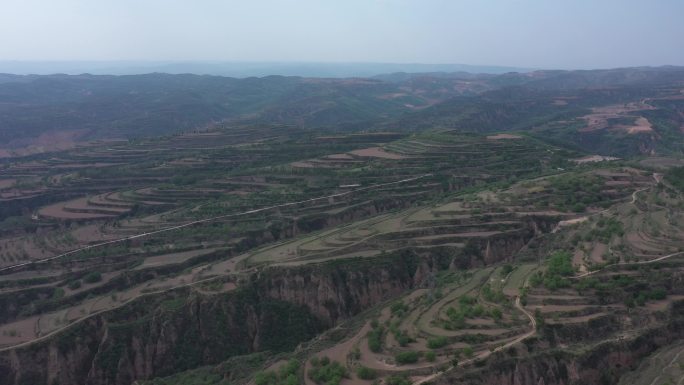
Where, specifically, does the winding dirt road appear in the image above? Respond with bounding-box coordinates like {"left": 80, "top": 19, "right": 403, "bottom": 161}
{"left": 414, "top": 283, "right": 537, "bottom": 384}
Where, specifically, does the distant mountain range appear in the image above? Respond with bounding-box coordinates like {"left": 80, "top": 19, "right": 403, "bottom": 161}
{"left": 0, "top": 61, "right": 532, "bottom": 78}
{"left": 0, "top": 66, "right": 683, "bottom": 158}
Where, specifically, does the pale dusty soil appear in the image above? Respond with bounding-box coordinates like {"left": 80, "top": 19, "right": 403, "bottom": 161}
{"left": 88, "top": 194, "right": 133, "bottom": 208}
{"left": 526, "top": 294, "right": 585, "bottom": 301}
{"left": 556, "top": 216, "right": 589, "bottom": 228}
{"left": 290, "top": 161, "right": 316, "bottom": 168}
{"left": 450, "top": 231, "right": 502, "bottom": 237}
{"left": 605, "top": 180, "right": 631, "bottom": 186}
{"left": 467, "top": 317, "right": 496, "bottom": 326}
{"left": 326, "top": 153, "right": 354, "bottom": 160}
{"left": 533, "top": 304, "right": 595, "bottom": 313}
{"left": 0, "top": 129, "right": 88, "bottom": 158}
{"left": 544, "top": 312, "right": 608, "bottom": 324}
{"left": 135, "top": 248, "right": 220, "bottom": 269}
{"left": 0, "top": 316, "right": 39, "bottom": 346}
{"left": 70, "top": 225, "right": 117, "bottom": 244}
{"left": 38, "top": 198, "right": 119, "bottom": 220}
{"left": 624, "top": 117, "right": 654, "bottom": 134}
{"left": 646, "top": 295, "right": 684, "bottom": 311}
{"left": 486, "top": 134, "right": 522, "bottom": 140}
{"left": 378, "top": 92, "right": 408, "bottom": 100}
{"left": 573, "top": 250, "right": 588, "bottom": 273}
{"left": 579, "top": 100, "right": 656, "bottom": 134}
{"left": 0, "top": 179, "right": 16, "bottom": 189}
{"left": 66, "top": 198, "right": 129, "bottom": 213}
{"left": 573, "top": 155, "right": 619, "bottom": 164}
{"left": 0, "top": 268, "right": 64, "bottom": 283}
{"left": 639, "top": 157, "right": 684, "bottom": 168}
{"left": 594, "top": 170, "right": 633, "bottom": 178}
{"left": 626, "top": 232, "right": 665, "bottom": 252}
{"left": 589, "top": 243, "right": 608, "bottom": 263}
{"left": 52, "top": 162, "right": 119, "bottom": 169}
{"left": 0, "top": 236, "right": 58, "bottom": 266}
{"left": 349, "top": 147, "right": 406, "bottom": 160}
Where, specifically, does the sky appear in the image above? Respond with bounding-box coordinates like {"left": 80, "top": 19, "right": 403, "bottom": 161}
{"left": 0, "top": 0, "right": 683, "bottom": 70}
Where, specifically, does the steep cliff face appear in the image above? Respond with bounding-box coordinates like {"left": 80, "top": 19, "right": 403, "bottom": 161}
{"left": 438, "top": 300, "right": 684, "bottom": 385}
{"left": 258, "top": 257, "right": 419, "bottom": 325}
{"left": 0, "top": 214, "right": 552, "bottom": 385}
{"left": 0, "top": 253, "right": 423, "bottom": 385}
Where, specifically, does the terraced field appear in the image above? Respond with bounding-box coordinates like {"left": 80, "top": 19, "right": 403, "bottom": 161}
{"left": 281, "top": 170, "right": 684, "bottom": 385}
{"left": 1, "top": 121, "right": 684, "bottom": 385}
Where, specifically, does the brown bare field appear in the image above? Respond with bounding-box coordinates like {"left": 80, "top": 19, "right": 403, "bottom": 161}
{"left": 544, "top": 312, "right": 608, "bottom": 324}
{"left": 38, "top": 206, "right": 113, "bottom": 220}
{"left": 486, "top": 134, "right": 522, "bottom": 140}
{"left": 290, "top": 161, "right": 316, "bottom": 168}
{"left": 589, "top": 243, "right": 608, "bottom": 263}
{"left": 639, "top": 157, "right": 684, "bottom": 169}
{"left": 38, "top": 197, "right": 131, "bottom": 220}
{"left": 325, "top": 153, "right": 354, "bottom": 160}
{"left": 0, "top": 179, "right": 16, "bottom": 189}
{"left": 0, "top": 316, "right": 39, "bottom": 346}
{"left": 579, "top": 101, "right": 656, "bottom": 133}
{"left": 0, "top": 129, "right": 89, "bottom": 158}
{"left": 573, "top": 250, "right": 587, "bottom": 273}
{"left": 604, "top": 180, "right": 631, "bottom": 186}
{"left": 349, "top": 147, "right": 406, "bottom": 159}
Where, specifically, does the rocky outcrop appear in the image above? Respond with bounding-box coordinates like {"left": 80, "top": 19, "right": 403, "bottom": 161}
{"left": 0, "top": 252, "right": 424, "bottom": 385}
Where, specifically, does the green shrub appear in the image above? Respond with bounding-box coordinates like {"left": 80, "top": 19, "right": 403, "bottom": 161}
{"left": 665, "top": 166, "right": 684, "bottom": 192}
{"left": 425, "top": 351, "right": 437, "bottom": 362}
{"left": 395, "top": 331, "right": 413, "bottom": 347}
{"left": 394, "top": 351, "right": 420, "bottom": 365}
{"left": 490, "top": 307, "right": 502, "bottom": 321}
{"left": 500, "top": 264, "right": 514, "bottom": 277}
{"left": 308, "top": 357, "right": 347, "bottom": 385}
{"left": 427, "top": 336, "right": 448, "bottom": 349}
{"left": 355, "top": 366, "right": 377, "bottom": 380}
{"left": 390, "top": 301, "right": 409, "bottom": 316}
{"left": 84, "top": 271, "right": 102, "bottom": 284}
{"left": 367, "top": 326, "right": 383, "bottom": 353}
{"left": 649, "top": 288, "right": 667, "bottom": 300}
{"left": 52, "top": 288, "right": 65, "bottom": 300}
{"left": 253, "top": 359, "right": 300, "bottom": 385}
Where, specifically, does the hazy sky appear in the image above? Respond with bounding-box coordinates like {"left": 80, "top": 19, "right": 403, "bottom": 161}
{"left": 1, "top": 0, "right": 683, "bottom": 69}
